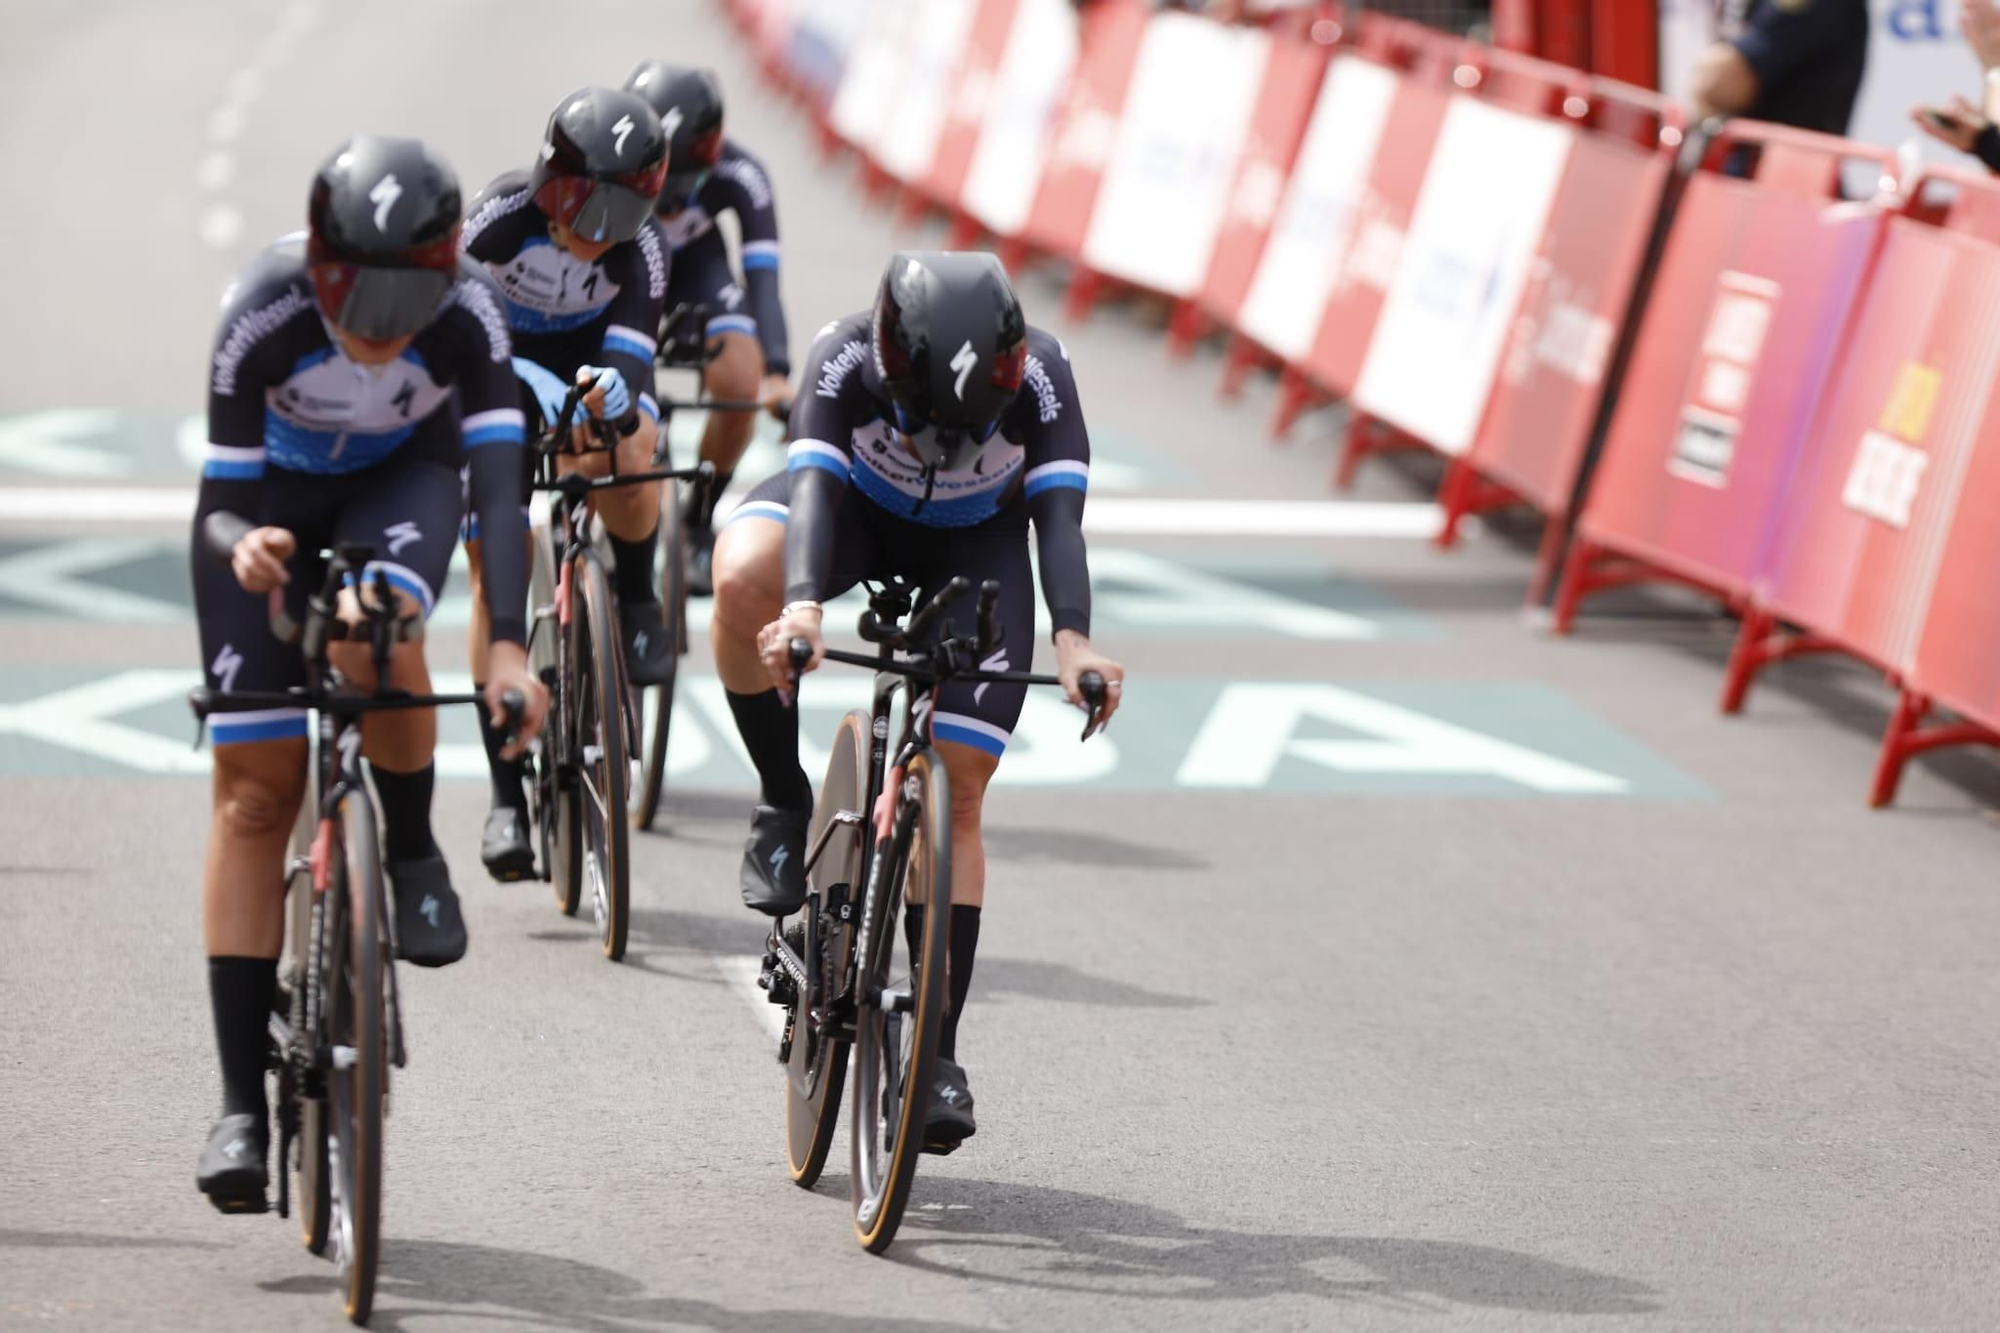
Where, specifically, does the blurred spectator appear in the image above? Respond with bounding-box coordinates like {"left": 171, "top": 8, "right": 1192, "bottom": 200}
{"left": 1689, "top": 0, "right": 1869, "bottom": 134}
{"left": 1911, "top": 2, "right": 2000, "bottom": 173}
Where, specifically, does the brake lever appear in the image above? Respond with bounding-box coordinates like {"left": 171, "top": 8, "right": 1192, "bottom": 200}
{"left": 975, "top": 579, "right": 1002, "bottom": 657}
{"left": 783, "top": 637, "right": 816, "bottom": 708}
{"left": 1077, "top": 670, "right": 1109, "bottom": 742}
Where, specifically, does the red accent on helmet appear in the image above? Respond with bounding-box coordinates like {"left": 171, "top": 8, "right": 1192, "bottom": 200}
{"left": 690, "top": 129, "right": 723, "bottom": 168}
{"left": 990, "top": 343, "right": 1026, "bottom": 395}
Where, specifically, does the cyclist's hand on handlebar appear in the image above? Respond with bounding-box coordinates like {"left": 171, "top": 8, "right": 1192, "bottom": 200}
{"left": 231, "top": 526, "right": 296, "bottom": 593}
{"left": 577, "top": 365, "right": 632, "bottom": 422}
{"left": 513, "top": 356, "right": 571, "bottom": 432}
{"left": 757, "top": 603, "right": 824, "bottom": 701}
{"left": 1054, "top": 630, "right": 1124, "bottom": 730}
{"left": 484, "top": 641, "right": 549, "bottom": 757}
{"left": 758, "top": 371, "right": 794, "bottom": 422}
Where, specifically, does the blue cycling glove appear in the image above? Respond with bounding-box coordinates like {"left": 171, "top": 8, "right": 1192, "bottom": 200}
{"left": 511, "top": 356, "right": 572, "bottom": 432}
{"left": 577, "top": 365, "right": 632, "bottom": 421}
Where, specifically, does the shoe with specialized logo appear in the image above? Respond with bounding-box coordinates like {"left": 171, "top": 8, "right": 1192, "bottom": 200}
{"left": 740, "top": 804, "right": 809, "bottom": 916}
{"left": 685, "top": 525, "right": 716, "bottom": 599}
{"left": 388, "top": 855, "right": 468, "bottom": 968}
{"left": 481, "top": 804, "right": 534, "bottom": 883}
{"left": 197, "top": 1113, "right": 269, "bottom": 1214}
{"left": 623, "top": 599, "right": 675, "bottom": 686}
{"left": 924, "top": 1057, "right": 976, "bottom": 1152}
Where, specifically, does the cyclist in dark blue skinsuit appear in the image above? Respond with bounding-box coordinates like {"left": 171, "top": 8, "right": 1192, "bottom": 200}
{"left": 192, "top": 136, "right": 548, "bottom": 1213}
{"left": 626, "top": 63, "right": 794, "bottom": 593}
{"left": 459, "top": 86, "right": 673, "bottom": 879}
{"left": 709, "top": 252, "right": 1127, "bottom": 1149}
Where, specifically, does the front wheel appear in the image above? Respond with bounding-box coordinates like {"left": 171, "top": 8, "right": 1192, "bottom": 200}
{"left": 634, "top": 479, "right": 685, "bottom": 831}
{"left": 784, "top": 710, "right": 871, "bottom": 1187}
{"left": 850, "top": 749, "right": 951, "bottom": 1253}
{"left": 328, "top": 791, "right": 386, "bottom": 1325}
{"left": 287, "top": 765, "right": 331, "bottom": 1256}
{"left": 577, "top": 554, "right": 632, "bottom": 961}
{"left": 532, "top": 527, "right": 581, "bottom": 915}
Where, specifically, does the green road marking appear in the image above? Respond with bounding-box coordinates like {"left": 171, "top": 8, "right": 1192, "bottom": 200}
{"left": 0, "top": 666, "right": 1704, "bottom": 798}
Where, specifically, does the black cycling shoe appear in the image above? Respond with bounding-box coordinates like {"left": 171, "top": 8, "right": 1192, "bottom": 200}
{"left": 389, "top": 855, "right": 468, "bottom": 968}
{"left": 624, "top": 599, "right": 675, "bottom": 686}
{"left": 685, "top": 525, "right": 716, "bottom": 599}
{"left": 924, "top": 1057, "right": 977, "bottom": 1153}
{"left": 740, "top": 804, "right": 809, "bottom": 915}
{"left": 197, "top": 1113, "right": 270, "bottom": 1214}
{"left": 480, "top": 805, "right": 534, "bottom": 883}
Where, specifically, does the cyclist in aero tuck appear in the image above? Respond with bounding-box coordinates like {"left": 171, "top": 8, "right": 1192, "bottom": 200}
{"left": 191, "top": 135, "right": 547, "bottom": 1211}
{"left": 708, "top": 251, "right": 1126, "bottom": 1148}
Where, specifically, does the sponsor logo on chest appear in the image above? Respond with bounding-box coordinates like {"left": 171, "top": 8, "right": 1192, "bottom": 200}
{"left": 495, "top": 245, "right": 619, "bottom": 315}
{"left": 272, "top": 355, "right": 447, "bottom": 431}
{"left": 851, "top": 419, "right": 1024, "bottom": 496}
{"left": 660, "top": 205, "right": 714, "bottom": 250}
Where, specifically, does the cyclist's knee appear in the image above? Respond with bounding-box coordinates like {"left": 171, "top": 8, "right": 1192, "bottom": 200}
{"left": 707, "top": 332, "right": 762, "bottom": 400}
{"left": 711, "top": 521, "right": 783, "bottom": 630}
{"left": 214, "top": 744, "right": 306, "bottom": 839}
{"left": 327, "top": 586, "right": 425, "bottom": 683}
{"left": 935, "top": 742, "right": 997, "bottom": 824}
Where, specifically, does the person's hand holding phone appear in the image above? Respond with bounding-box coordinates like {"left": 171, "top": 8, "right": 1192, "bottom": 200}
{"left": 1912, "top": 95, "right": 1987, "bottom": 153}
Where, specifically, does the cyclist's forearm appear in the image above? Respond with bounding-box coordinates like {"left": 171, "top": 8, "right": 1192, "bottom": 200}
{"left": 744, "top": 267, "right": 789, "bottom": 377}
{"left": 1029, "top": 488, "right": 1091, "bottom": 639}
{"left": 783, "top": 466, "right": 845, "bottom": 603}
{"left": 467, "top": 442, "right": 529, "bottom": 645}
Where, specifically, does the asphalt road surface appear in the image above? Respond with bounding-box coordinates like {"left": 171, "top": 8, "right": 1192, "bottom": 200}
{"left": 4, "top": 3, "right": 2000, "bottom": 1329}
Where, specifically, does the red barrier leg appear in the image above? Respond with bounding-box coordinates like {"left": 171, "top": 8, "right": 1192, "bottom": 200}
{"left": 1433, "top": 458, "right": 1525, "bottom": 549}
{"left": 1527, "top": 514, "right": 1569, "bottom": 606}
{"left": 897, "top": 186, "right": 932, "bottom": 226}
{"left": 1165, "top": 301, "right": 1206, "bottom": 359}
{"left": 1550, "top": 540, "right": 1729, "bottom": 635}
{"left": 1269, "top": 368, "right": 1315, "bottom": 441}
{"left": 1868, "top": 692, "right": 2000, "bottom": 807}
{"left": 1065, "top": 268, "right": 1103, "bottom": 323}
{"left": 997, "top": 237, "right": 1030, "bottom": 274}
{"left": 1220, "top": 336, "right": 1256, "bottom": 400}
{"left": 1717, "top": 608, "right": 1845, "bottom": 715}
{"left": 947, "top": 210, "right": 982, "bottom": 249}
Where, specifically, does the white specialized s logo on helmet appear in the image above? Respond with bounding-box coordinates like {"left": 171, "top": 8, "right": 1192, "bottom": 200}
{"left": 612, "top": 114, "right": 635, "bottom": 156}
{"left": 950, "top": 340, "right": 977, "bottom": 401}
{"left": 659, "top": 106, "right": 684, "bottom": 141}
{"left": 369, "top": 174, "right": 401, "bottom": 232}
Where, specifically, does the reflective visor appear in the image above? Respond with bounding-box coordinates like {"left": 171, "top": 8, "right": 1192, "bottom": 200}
{"left": 309, "top": 262, "right": 451, "bottom": 340}
{"left": 538, "top": 160, "right": 669, "bottom": 244}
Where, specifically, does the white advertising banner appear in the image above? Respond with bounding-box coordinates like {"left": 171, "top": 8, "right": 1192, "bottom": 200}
{"left": 1236, "top": 56, "right": 1400, "bottom": 360}
{"left": 961, "top": 0, "right": 1083, "bottom": 237}
{"left": 1352, "top": 97, "right": 1572, "bottom": 456}
{"left": 826, "top": 0, "right": 916, "bottom": 151}
{"left": 873, "top": 0, "right": 982, "bottom": 183}
{"left": 1078, "top": 14, "right": 1270, "bottom": 296}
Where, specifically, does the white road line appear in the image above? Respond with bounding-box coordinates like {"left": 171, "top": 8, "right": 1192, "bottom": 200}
{"left": 0, "top": 486, "right": 1447, "bottom": 539}
{"left": 1085, "top": 496, "right": 1447, "bottom": 538}
{"left": 715, "top": 955, "right": 786, "bottom": 1041}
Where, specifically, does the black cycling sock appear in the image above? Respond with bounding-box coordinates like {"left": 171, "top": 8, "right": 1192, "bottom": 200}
{"left": 725, "top": 688, "right": 812, "bottom": 812}
{"left": 691, "top": 470, "right": 733, "bottom": 530}
{"left": 473, "top": 683, "right": 529, "bottom": 814}
{"left": 902, "top": 904, "right": 980, "bottom": 1062}
{"left": 208, "top": 956, "right": 277, "bottom": 1121}
{"left": 610, "top": 528, "right": 660, "bottom": 605}
{"left": 368, "top": 761, "right": 440, "bottom": 862}
{"left": 941, "top": 906, "right": 981, "bottom": 1062}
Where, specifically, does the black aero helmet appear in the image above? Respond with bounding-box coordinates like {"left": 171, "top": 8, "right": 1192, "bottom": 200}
{"left": 530, "top": 87, "right": 668, "bottom": 244}
{"left": 306, "top": 134, "right": 462, "bottom": 341}
{"left": 623, "top": 62, "right": 724, "bottom": 212}
{"left": 872, "top": 251, "right": 1028, "bottom": 471}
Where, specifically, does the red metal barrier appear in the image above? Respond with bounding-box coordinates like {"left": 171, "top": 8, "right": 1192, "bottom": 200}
{"left": 1272, "top": 21, "right": 1465, "bottom": 446}
{"left": 1178, "top": 27, "right": 1336, "bottom": 356}
{"left": 1442, "top": 77, "right": 1679, "bottom": 590}
{"left": 916, "top": 0, "right": 1020, "bottom": 228}
{"left": 1551, "top": 123, "right": 1898, "bottom": 632}
{"left": 1014, "top": 0, "right": 1150, "bottom": 267}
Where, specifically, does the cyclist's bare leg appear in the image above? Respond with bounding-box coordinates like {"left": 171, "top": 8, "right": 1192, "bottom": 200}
{"left": 565, "top": 415, "right": 662, "bottom": 546}
{"left": 710, "top": 514, "right": 785, "bottom": 693}
{"left": 203, "top": 738, "right": 309, "bottom": 957}
{"left": 328, "top": 585, "right": 435, "bottom": 770}
{"left": 697, "top": 331, "right": 764, "bottom": 489}
{"left": 932, "top": 738, "right": 998, "bottom": 910}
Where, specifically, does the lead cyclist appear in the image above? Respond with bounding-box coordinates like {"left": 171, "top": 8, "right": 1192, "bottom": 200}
{"left": 710, "top": 251, "right": 1125, "bottom": 1148}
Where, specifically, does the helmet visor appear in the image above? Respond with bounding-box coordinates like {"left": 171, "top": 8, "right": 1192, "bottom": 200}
{"left": 543, "top": 177, "right": 657, "bottom": 244}
{"left": 310, "top": 262, "right": 451, "bottom": 340}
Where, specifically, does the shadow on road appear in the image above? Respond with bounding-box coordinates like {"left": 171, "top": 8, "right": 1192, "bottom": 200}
{"left": 0, "top": 1228, "right": 221, "bottom": 1251}
{"left": 983, "top": 824, "right": 1208, "bottom": 871}
{"left": 888, "top": 1177, "right": 1660, "bottom": 1317}
{"left": 259, "top": 1237, "right": 989, "bottom": 1332}
{"left": 974, "top": 956, "right": 1209, "bottom": 1010}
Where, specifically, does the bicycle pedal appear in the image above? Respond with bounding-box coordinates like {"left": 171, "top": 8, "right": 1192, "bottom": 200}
{"left": 206, "top": 1191, "right": 271, "bottom": 1216}
{"left": 921, "top": 1137, "right": 963, "bottom": 1157}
